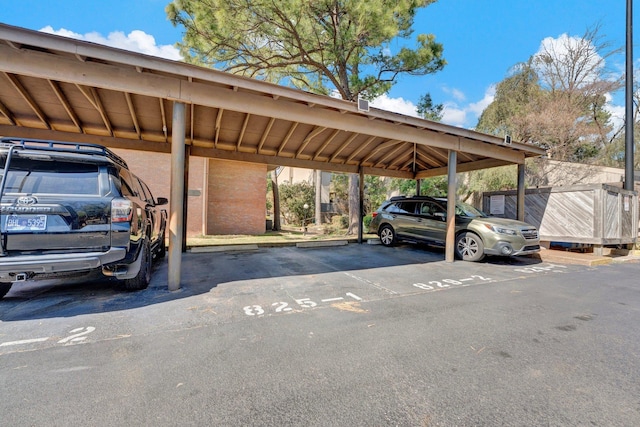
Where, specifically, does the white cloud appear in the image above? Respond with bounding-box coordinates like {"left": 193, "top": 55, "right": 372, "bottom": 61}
{"left": 370, "top": 94, "right": 420, "bottom": 117}
{"left": 443, "top": 86, "right": 466, "bottom": 102}
{"left": 39, "top": 26, "right": 182, "bottom": 61}
{"left": 604, "top": 92, "right": 625, "bottom": 133}
{"left": 534, "top": 33, "right": 603, "bottom": 89}
{"left": 369, "top": 86, "right": 496, "bottom": 129}
{"left": 468, "top": 85, "right": 496, "bottom": 116}
{"left": 441, "top": 86, "right": 495, "bottom": 128}
{"left": 441, "top": 106, "right": 467, "bottom": 127}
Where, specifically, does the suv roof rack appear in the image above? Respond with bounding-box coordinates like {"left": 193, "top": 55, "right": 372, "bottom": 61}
{"left": 389, "top": 195, "right": 436, "bottom": 201}
{"left": 0, "top": 137, "right": 128, "bottom": 168}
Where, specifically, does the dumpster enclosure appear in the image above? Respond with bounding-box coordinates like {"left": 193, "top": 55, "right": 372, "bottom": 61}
{"left": 482, "top": 184, "right": 638, "bottom": 249}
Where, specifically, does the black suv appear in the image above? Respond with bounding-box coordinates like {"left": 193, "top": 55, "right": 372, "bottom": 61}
{"left": 0, "top": 138, "right": 168, "bottom": 299}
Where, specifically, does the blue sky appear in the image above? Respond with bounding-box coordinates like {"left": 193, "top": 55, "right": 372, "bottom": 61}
{"left": 2, "top": 0, "right": 637, "bottom": 129}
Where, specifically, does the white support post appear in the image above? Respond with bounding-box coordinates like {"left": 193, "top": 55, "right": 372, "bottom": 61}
{"left": 168, "top": 102, "right": 186, "bottom": 291}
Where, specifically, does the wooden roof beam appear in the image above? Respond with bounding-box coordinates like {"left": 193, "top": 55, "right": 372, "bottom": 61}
{"left": 416, "top": 158, "right": 512, "bottom": 179}
{"left": 124, "top": 92, "right": 141, "bottom": 139}
{"left": 328, "top": 133, "right": 358, "bottom": 163}
{"left": 49, "top": 80, "right": 82, "bottom": 133}
{"left": 214, "top": 108, "right": 224, "bottom": 147}
{"left": 276, "top": 122, "right": 299, "bottom": 155}
{"left": 295, "top": 126, "right": 326, "bottom": 158}
{"left": 257, "top": 117, "right": 275, "bottom": 153}
{"left": 313, "top": 129, "right": 340, "bottom": 160}
{"left": 416, "top": 147, "right": 446, "bottom": 167}
{"left": 345, "top": 135, "right": 377, "bottom": 164}
{"left": 159, "top": 98, "right": 168, "bottom": 142}
{"left": 388, "top": 147, "right": 414, "bottom": 169}
{"left": 372, "top": 143, "right": 408, "bottom": 168}
{"left": 76, "top": 84, "right": 113, "bottom": 136}
{"left": 236, "top": 112, "right": 250, "bottom": 150}
{"left": 359, "top": 139, "right": 403, "bottom": 165}
{"left": 5, "top": 72, "right": 50, "bottom": 129}
{"left": 0, "top": 98, "right": 17, "bottom": 125}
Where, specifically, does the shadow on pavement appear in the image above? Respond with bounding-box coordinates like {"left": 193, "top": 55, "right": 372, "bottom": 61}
{"left": 0, "top": 243, "right": 542, "bottom": 321}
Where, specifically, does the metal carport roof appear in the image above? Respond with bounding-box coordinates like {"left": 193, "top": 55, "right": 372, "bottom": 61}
{"left": 0, "top": 23, "right": 545, "bottom": 289}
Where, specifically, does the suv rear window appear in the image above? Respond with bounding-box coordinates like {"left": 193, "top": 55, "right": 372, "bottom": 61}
{"left": 1, "top": 158, "right": 100, "bottom": 195}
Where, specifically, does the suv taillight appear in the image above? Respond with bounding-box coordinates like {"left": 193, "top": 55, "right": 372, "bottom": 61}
{"left": 372, "top": 212, "right": 378, "bottom": 218}
{"left": 111, "top": 199, "right": 133, "bottom": 223}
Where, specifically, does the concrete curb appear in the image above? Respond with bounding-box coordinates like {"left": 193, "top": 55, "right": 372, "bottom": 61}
{"left": 296, "top": 240, "right": 349, "bottom": 248}
{"left": 190, "top": 244, "right": 259, "bottom": 253}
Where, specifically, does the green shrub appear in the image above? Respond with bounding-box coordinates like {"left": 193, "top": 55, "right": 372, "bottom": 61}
{"left": 363, "top": 214, "right": 373, "bottom": 229}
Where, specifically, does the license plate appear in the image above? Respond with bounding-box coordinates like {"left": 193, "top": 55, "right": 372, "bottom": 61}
{"left": 5, "top": 214, "right": 47, "bottom": 231}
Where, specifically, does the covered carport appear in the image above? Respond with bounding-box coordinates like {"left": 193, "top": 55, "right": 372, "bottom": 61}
{"left": 0, "top": 23, "right": 545, "bottom": 290}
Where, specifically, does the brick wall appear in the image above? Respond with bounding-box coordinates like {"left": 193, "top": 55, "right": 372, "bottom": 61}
{"left": 206, "top": 159, "right": 267, "bottom": 235}
{"left": 112, "top": 148, "right": 205, "bottom": 237}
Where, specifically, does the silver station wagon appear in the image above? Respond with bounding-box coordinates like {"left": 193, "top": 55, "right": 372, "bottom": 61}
{"left": 369, "top": 196, "right": 540, "bottom": 262}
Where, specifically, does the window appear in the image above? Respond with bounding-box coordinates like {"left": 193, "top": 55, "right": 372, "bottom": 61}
{"left": 387, "top": 202, "right": 415, "bottom": 214}
{"left": 0, "top": 158, "right": 99, "bottom": 195}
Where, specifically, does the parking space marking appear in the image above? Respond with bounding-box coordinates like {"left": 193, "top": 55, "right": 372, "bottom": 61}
{"left": 513, "top": 264, "right": 567, "bottom": 274}
{"left": 0, "top": 326, "right": 96, "bottom": 352}
{"left": 0, "top": 337, "right": 49, "bottom": 348}
{"left": 346, "top": 292, "right": 362, "bottom": 301}
{"left": 412, "top": 275, "right": 493, "bottom": 292}
{"left": 239, "top": 263, "right": 570, "bottom": 319}
{"left": 242, "top": 292, "right": 363, "bottom": 317}
{"left": 343, "top": 272, "right": 398, "bottom": 295}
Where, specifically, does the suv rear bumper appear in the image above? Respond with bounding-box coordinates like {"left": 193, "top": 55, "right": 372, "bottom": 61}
{"left": 0, "top": 248, "right": 127, "bottom": 282}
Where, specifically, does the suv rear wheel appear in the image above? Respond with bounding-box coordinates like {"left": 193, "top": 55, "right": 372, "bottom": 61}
{"left": 379, "top": 224, "right": 397, "bottom": 247}
{"left": 123, "top": 239, "right": 151, "bottom": 290}
{"left": 455, "top": 231, "right": 485, "bottom": 262}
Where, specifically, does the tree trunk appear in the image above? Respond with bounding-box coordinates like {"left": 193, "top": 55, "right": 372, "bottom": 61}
{"left": 315, "top": 170, "right": 322, "bottom": 227}
{"left": 346, "top": 173, "right": 359, "bottom": 235}
{"left": 272, "top": 173, "right": 281, "bottom": 231}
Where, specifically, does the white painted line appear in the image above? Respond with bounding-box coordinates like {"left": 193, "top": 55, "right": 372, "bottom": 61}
{"left": 321, "top": 297, "right": 344, "bottom": 302}
{"left": 346, "top": 292, "right": 362, "bottom": 301}
{"left": 460, "top": 278, "right": 472, "bottom": 282}
{"left": 0, "top": 337, "right": 49, "bottom": 347}
{"left": 344, "top": 272, "right": 398, "bottom": 295}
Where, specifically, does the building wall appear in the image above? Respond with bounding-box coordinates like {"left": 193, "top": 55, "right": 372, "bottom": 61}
{"left": 112, "top": 148, "right": 205, "bottom": 237}
{"left": 536, "top": 160, "right": 640, "bottom": 186}
{"left": 206, "top": 159, "right": 267, "bottom": 235}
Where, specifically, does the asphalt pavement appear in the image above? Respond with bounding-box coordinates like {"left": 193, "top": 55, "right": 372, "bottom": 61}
{"left": 1, "top": 243, "right": 639, "bottom": 426}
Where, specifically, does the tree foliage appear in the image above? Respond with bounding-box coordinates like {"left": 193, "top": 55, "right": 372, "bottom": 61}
{"left": 416, "top": 92, "right": 443, "bottom": 121}
{"left": 168, "top": 0, "right": 447, "bottom": 235}
{"left": 476, "top": 26, "right": 622, "bottom": 164}
{"left": 331, "top": 174, "right": 388, "bottom": 215}
{"left": 389, "top": 177, "right": 447, "bottom": 197}
{"left": 278, "top": 181, "right": 315, "bottom": 226}
{"left": 167, "top": 0, "right": 445, "bottom": 101}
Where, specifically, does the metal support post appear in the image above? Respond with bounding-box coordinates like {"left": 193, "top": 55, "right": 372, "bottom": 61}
{"left": 517, "top": 163, "right": 526, "bottom": 221}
